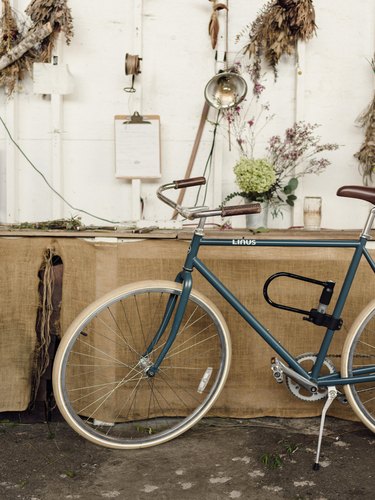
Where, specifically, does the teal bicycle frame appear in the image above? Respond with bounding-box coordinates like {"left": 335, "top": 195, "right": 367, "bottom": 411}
{"left": 146, "top": 226, "right": 375, "bottom": 388}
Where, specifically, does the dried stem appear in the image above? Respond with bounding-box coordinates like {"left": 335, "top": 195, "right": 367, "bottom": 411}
{"left": 354, "top": 55, "right": 375, "bottom": 183}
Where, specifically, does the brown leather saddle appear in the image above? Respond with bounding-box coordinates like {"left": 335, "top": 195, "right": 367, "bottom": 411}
{"left": 337, "top": 186, "right": 375, "bottom": 205}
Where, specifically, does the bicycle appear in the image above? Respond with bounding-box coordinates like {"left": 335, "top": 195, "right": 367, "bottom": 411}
{"left": 52, "top": 177, "right": 375, "bottom": 469}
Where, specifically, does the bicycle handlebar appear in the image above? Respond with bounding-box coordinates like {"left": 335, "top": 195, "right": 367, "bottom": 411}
{"left": 157, "top": 177, "right": 261, "bottom": 220}
{"left": 221, "top": 204, "right": 261, "bottom": 217}
{"left": 173, "top": 176, "right": 206, "bottom": 189}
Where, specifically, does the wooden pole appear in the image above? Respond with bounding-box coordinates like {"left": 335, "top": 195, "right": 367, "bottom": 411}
{"left": 131, "top": 0, "right": 143, "bottom": 221}
{"left": 4, "top": 0, "right": 18, "bottom": 223}
{"left": 212, "top": 0, "right": 228, "bottom": 222}
{"left": 171, "top": 102, "right": 210, "bottom": 219}
{"left": 293, "top": 40, "right": 306, "bottom": 227}
{"left": 51, "top": 36, "right": 64, "bottom": 219}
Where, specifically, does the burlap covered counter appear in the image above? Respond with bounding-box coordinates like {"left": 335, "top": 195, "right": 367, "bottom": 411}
{"left": 0, "top": 232, "right": 373, "bottom": 421}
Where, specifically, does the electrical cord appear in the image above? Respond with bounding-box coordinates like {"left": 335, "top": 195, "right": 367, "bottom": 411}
{"left": 194, "top": 109, "right": 220, "bottom": 207}
{"left": 1, "top": 110, "right": 222, "bottom": 224}
{"left": 0, "top": 114, "right": 120, "bottom": 224}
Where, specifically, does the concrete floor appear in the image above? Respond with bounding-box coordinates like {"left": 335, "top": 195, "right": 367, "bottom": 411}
{"left": 0, "top": 415, "right": 374, "bottom": 499}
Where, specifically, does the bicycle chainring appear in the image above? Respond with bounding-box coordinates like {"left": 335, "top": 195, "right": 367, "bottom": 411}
{"left": 285, "top": 353, "right": 336, "bottom": 402}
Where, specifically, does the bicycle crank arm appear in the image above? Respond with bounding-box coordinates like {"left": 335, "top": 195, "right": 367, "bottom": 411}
{"left": 271, "top": 357, "right": 319, "bottom": 393}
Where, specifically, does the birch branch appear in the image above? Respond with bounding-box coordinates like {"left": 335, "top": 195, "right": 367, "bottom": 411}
{"left": 0, "top": 22, "right": 53, "bottom": 72}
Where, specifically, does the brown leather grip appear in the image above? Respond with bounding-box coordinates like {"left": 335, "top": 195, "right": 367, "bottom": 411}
{"left": 221, "top": 203, "right": 261, "bottom": 217}
{"left": 173, "top": 177, "right": 206, "bottom": 189}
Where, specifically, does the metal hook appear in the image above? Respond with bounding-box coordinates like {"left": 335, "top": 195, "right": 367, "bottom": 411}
{"left": 123, "top": 75, "right": 136, "bottom": 93}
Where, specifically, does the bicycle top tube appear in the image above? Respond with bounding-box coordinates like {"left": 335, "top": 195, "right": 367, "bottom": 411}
{"left": 200, "top": 237, "right": 364, "bottom": 248}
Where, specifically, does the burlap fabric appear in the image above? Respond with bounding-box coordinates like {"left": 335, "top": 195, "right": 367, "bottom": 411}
{"left": 0, "top": 236, "right": 373, "bottom": 421}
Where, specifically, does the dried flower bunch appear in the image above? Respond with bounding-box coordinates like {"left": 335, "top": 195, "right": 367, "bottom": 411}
{"left": 0, "top": 0, "right": 73, "bottom": 94}
{"left": 354, "top": 55, "right": 375, "bottom": 183}
{"left": 26, "top": 0, "right": 73, "bottom": 61}
{"left": 238, "top": 0, "right": 316, "bottom": 88}
{"left": 223, "top": 80, "right": 273, "bottom": 159}
{"left": 224, "top": 121, "right": 339, "bottom": 216}
{"left": 267, "top": 121, "right": 339, "bottom": 187}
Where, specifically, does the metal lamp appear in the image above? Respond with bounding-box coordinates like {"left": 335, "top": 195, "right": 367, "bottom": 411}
{"left": 204, "top": 71, "right": 247, "bottom": 109}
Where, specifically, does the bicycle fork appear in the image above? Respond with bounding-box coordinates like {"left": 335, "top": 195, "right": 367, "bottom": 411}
{"left": 144, "top": 272, "right": 193, "bottom": 377}
{"left": 144, "top": 222, "right": 205, "bottom": 376}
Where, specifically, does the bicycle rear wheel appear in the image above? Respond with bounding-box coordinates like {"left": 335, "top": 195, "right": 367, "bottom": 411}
{"left": 341, "top": 299, "right": 375, "bottom": 432}
{"left": 52, "top": 280, "right": 231, "bottom": 449}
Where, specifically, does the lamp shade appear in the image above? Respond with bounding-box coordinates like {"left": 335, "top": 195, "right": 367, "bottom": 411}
{"left": 204, "top": 72, "right": 247, "bottom": 109}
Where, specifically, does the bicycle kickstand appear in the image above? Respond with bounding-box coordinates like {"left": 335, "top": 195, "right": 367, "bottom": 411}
{"left": 313, "top": 386, "right": 338, "bottom": 471}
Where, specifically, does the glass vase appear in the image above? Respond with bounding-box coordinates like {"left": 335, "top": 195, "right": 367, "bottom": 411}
{"left": 245, "top": 200, "right": 269, "bottom": 229}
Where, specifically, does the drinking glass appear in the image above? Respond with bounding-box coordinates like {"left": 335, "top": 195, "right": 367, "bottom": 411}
{"left": 303, "top": 196, "right": 322, "bottom": 231}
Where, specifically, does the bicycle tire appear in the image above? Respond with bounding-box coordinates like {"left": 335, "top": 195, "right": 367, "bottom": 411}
{"left": 341, "top": 298, "right": 375, "bottom": 433}
{"left": 52, "top": 280, "right": 231, "bottom": 449}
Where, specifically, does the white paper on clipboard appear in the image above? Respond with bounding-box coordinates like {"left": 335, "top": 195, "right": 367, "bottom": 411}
{"left": 114, "top": 113, "right": 161, "bottom": 179}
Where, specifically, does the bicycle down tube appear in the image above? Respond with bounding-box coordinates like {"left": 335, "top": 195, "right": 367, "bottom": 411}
{"left": 149, "top": 229, "right": 375, "bottom": 386}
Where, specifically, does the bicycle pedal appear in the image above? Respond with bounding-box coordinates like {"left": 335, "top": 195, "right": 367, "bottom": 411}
{"left": 271, "top": 357, "right": 284, "bottom": 384}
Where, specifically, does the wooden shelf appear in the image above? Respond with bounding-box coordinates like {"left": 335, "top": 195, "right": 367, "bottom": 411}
{"left": 0, "top": 227, "right": 369, "bottom": 240}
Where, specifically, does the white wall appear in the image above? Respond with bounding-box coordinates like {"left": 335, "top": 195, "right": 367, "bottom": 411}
{"left": 0, "top": 0, "right": 374, "bottom": 228}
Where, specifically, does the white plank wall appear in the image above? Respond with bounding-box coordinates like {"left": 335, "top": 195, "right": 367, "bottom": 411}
{"left": 0, "top": 0, "right": 374, "bottom": 228}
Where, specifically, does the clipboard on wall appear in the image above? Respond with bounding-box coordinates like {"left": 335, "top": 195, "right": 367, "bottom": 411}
{"left": 114, "top": 113, "right": 161, "bottom": 179}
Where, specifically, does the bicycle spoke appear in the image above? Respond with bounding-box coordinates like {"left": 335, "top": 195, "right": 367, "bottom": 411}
{"left": 76, "top": 338, "right": 131, "bottom": 368}
{"left": 358, "top": 339, "right": 375, "bottom": 351}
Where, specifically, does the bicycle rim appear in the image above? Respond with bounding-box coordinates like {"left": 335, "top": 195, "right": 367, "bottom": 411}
{"left": 342, "top": 299, "right": 375, "bottom": 432}
{"left": 53, "top": 280, "right": 231, "bottom": 448}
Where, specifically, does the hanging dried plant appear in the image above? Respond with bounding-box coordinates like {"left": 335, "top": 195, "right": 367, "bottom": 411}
{"left": 238, "top": 0, "right": 316, "bottom": 87}
{"left": 0, "top": 0, "right": 30, "bottom": 93}
{"left": 25, "top": 0, "right": 74, "bottom": 62}
{"left": 208, "top": 0, "right": 228, "bottom": 49}
{"left": 354, "top": 55, "right": 375, "bottom": 183}
{"left": 0, "top": 0, "right": 73, "bottom": 94}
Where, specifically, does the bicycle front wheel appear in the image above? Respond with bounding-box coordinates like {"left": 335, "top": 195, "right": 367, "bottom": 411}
{"left": 341, "top": 299, "right": 375, "bottom": 433}
{"left": 52, "top": 280, "right": 231, "bottom": 449}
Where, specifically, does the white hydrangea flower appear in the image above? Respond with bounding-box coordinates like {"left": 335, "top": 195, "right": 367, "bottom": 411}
{"left": 234, "top": 158, "right": 276, "bottom": 194}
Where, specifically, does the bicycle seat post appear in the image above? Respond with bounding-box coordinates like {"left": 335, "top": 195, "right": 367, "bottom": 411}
{"left": 361, "top": 206, "right": 375, "bottom": 240}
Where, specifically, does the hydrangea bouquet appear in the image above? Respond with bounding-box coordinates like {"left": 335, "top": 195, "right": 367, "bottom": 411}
{"left": 223, "top": 120, "right": 339, "bottom": 217}
{"left": 231, "top": 156, "right": 297, "bottom": 207}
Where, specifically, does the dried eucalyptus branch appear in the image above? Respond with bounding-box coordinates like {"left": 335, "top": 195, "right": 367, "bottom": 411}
{"left": 238, "top": 0, "right": 316, "bottom": 87}
{"left": 354, "top": 55, "right": 375, "bottom": 183}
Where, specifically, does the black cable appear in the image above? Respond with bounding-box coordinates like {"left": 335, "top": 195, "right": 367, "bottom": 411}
{"left": 0, "top": 115, "right": 120, "bottom": 224}
{"left": 194, "top": 109, "right": 220, "bottom": 207}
